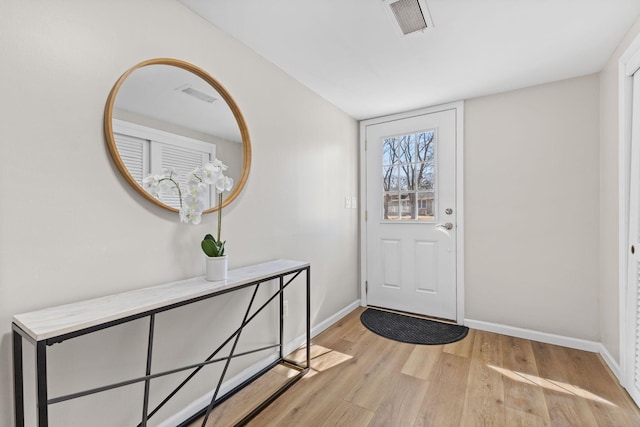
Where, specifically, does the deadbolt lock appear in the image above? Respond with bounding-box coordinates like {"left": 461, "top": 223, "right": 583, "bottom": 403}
{"left": 445, "top": 208, "right": 453, "bottom": 215}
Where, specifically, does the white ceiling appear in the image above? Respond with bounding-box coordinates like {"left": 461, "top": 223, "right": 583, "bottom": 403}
{"left": 179, "top": 0, "right": 640, "bottom": 120}
{"left": 115, "top": 64, "right": 241, "bottom": 142}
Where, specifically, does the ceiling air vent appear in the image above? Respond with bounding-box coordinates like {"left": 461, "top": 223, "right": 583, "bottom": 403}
{"left": 175, "top": 84, "right": 217, "bottom": 104}
{"left": 384, "top": 0, "right": 433, "bottom": 35}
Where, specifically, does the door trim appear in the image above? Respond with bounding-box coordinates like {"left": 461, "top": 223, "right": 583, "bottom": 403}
{"left": 359, "top": 101, "right": 465, "bottom": 323}
{"left": 619, "top": 34, "right": 640, "bottom": 387}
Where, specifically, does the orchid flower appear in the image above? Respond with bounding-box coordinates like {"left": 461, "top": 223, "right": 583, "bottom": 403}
{"left": 143, "top": 159, "right": 234, "bottom": 251}
{"left": 202, "top": 160, "right": 227, "bottom": 185}
{"left": 215, "top": 175, "right": 234, "bottom": 193}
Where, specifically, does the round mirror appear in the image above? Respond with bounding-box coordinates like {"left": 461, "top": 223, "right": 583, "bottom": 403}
{"left": 104, "top": 58, "right": 251, "bottom": 213}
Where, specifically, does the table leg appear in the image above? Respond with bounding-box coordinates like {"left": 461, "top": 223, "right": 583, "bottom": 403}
{"left": 141, "top": 314, "right": 155, "bottom": 427}
{"left": 306, "top": 267, "right": 311, "bottom": 369}
{"left": 13, "top": 330, "right": 24, "bottom": 427}
{"left": 279, "top": 276, "right": 284, "bottom": 359}
{"left": 35, "top": 341, "right": 48, "bottom": 426}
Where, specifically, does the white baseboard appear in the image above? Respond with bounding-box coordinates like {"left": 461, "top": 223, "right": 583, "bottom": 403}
{"left": 598, "top": 343, "right": 621, "bottom": 380}
{"left": 464, "top": 318, "right": 622, "bottom": 380}
{"left": 464, "top": 318, "right": 602, "bottom": 352}
{"left": 159, "top": 299, "right": 361, "bottom": 427}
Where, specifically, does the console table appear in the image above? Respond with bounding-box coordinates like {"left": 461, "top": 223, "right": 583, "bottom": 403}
{"left": 12, "top": 259, "right": 311, "bottom": 427}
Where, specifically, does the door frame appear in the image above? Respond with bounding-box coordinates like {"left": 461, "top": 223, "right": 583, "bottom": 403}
{"left": 619, "top": 34, "right": 640, "bottom": 387}
{"left": 359, "top": 101, "right": 465, "bottom": 323}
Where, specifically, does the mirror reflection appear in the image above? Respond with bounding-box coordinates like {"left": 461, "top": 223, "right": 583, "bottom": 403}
{"left": 104, "top": 59, "right": 251, "bottom": 213}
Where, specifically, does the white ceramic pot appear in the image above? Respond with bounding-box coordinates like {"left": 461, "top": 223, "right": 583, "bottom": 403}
{"left": 205, "top": 255, "right": 228, "bottom": 281}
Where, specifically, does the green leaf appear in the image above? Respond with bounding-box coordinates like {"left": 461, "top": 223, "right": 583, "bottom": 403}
{"left": 202, "top": 237, "right": 226, "bottom": 257}
{"left": 201, "top": 239, "right": 218, "bottom": 257}
{"left": 203, "top": 234, "right": 215, "bottom": 242}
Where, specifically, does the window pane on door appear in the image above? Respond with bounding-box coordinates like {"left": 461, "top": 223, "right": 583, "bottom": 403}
{"left": 383, "top": 166, "right": 399, "bottom": 191}
{"left": 381, "top": 130, "right": 436, "bottom": 221}
{"left": 399, "top": 134, "right": 415, "bottom": 164}
{"left": 384, "top": 193, "right": 399, "bottom": 220}
{"left": 383, "top": 137, "right": 399, "bottom": 165}
{"left": 417, "top": 192, "right": 435, "bottom": 220}
{"left": 417, "top": 162, "right": 434, "bottom": 190}
{"left": 398, "top": 164, "right": 414, "bottom": 191}
{"left": 400, "top": 192, "right": 414, "bottom": 219}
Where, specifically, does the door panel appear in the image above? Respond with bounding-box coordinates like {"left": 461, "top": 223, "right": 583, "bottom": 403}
{"left": 365, "top": 109, "right": 457, "bottom": 319}
{"left": 415, "top": 240, "right": 438, "bottom": 293}
{"left": 382, "top": 239, "right": 402, "bottom": 288}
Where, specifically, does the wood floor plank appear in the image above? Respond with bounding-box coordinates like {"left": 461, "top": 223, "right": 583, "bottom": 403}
{"left": 342, "top": 311, "right": 370, "bottom": 343}
{"left": 345, "top": 338, "right": 413, "bottom": 411}
{"left": 542, "top": 391, "right": 599, "bottom": 427}
{"left": 281, "top": 343, "right": 333, "bottom": 364}
{"left": 368, "top": 373, "right": 429, "bottom": 427}
{"left": 505, "top": 406, "right": 550, "bottom": 427}
{"left": 459, "top": 331, "right": 506, "bottom": 426}
{"left": 414, "top": 352, "right": 471, "bottom": 427}
{"left": 443, "top": 328, "right": 476, "bottom": 359}
{"left": 315, "top": 308, "right": 364, "bottom": 344}
{"left": 501, "top": 335, "right": 550, "bottom": 422}
{"left": 530, "top": 341, "right": 600, "bottom": 427}
{"left": 473, "top": 329, "right": 503, "bottom": 365}
{"left": 460, "top": 356, "right": 506, "bottom": 426}
{"left": 320, "top": 400, "right": 374, "bottom": 427}
{"left": 401, "top": 344, "right": 443, "bottom": 381}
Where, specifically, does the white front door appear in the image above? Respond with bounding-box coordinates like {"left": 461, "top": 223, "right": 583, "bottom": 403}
{"left": 364, "top": 108, "right": 458, "bottom": 320}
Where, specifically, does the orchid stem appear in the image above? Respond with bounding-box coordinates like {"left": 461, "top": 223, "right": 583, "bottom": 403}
{"left": 217, "top": 192, "right": 223, "bottom": 243}
{"left": 159, "top": 177, "right": 182, "bottom": 209}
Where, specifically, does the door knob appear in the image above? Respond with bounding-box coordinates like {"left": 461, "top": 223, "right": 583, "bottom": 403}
{"left": 437, "top": 223, "right": 453, "bottom": 230}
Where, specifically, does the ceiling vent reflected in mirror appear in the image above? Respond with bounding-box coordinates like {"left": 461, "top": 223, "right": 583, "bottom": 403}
{"left": 384, "top": 0, "right": 433, "bottom": 35}
{"left": 175, "top": 84, "right": 218, "bottom": 104}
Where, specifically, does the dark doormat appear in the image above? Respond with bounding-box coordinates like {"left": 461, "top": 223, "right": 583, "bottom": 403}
{"left": 360, "top": 308, "right": 469, "bottom": 345}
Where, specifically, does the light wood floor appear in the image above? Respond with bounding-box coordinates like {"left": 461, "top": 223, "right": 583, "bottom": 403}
{"left": 191, "top": 307, "right": 640, "bottom": 426}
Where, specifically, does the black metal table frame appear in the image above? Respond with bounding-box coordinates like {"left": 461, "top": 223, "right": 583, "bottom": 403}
{"left": 13, "top": 265, "right": 311, "bottom": 427}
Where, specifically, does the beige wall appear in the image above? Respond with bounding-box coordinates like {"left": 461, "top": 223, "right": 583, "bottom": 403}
{"left": 599, "top": 16, "right": 640, "bottom": 364}
{"left": 465, "top": 75, "right": 601, "bottom": 340}
{"left": 0, "top": 1, "right": 358, "bottom": 425}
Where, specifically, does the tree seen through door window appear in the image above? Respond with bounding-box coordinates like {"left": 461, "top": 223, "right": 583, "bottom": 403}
{"left": 382, "top": 130, "right": 435, "bottom": 220}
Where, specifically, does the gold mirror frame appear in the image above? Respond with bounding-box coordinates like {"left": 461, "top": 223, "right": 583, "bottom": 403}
{"left": 104, "top": 58, "right": 251, "bottom": 213}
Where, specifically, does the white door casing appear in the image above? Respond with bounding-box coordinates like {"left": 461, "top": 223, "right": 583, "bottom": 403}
{"left": 620, "top": 33, "right": 640, "bottom": 403}
{"left": 625, "top": 74, "right": 640, "bottom": 405}
{"left": 360, "top": 102, "right": 464, "bottom": 322}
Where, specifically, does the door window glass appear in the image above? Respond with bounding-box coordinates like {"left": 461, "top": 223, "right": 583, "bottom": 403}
{"left": 381, "top": 130, "right": 436, "bottom": 221}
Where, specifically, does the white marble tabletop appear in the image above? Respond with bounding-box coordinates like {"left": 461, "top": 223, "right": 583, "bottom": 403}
{"left": 13, "top": 259, "right": 309, "bottom": 341}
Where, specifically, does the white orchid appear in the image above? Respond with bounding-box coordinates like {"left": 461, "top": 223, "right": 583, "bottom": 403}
{"left": 202, "top": 159, "right": 228, "bottom": 185}
{"left": 215, "top": 175, "right": 234, "bottom": 193}
{"left": 142, "top": 173, "right": 167, "bottom": 197}
{"left": 179, "top": 191, "right": 205, "bottom": 224}
{"left": 186, "top": 178, "right": 208, "bottom": 199}
{"left": 179, "top": 206, "right": 202, "bottom": 225}
{"left": 142, "top": 159, "right": 234, "bottom": 233}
